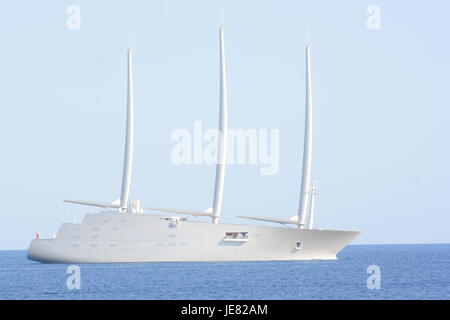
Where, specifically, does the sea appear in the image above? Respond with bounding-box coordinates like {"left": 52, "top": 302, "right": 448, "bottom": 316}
{"left": 0, "top": 244, "right": 448, "bottom": 300}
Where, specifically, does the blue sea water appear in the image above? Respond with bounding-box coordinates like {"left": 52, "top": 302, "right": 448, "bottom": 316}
{"left": 0, "top": 244, "right": 449, "bottom": 300}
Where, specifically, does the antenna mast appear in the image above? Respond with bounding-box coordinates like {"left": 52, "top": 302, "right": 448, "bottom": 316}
{"left": 307, "top": 181, "right": 319, "bottom": 229}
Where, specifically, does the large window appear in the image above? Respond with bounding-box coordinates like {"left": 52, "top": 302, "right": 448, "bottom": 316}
{"left": 224, "top": 232, "right": 249, "bottom": 242}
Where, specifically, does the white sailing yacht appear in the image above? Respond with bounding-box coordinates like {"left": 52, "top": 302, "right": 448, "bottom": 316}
{"left": 27, "top": 27, "right": 360, "bottom": 263}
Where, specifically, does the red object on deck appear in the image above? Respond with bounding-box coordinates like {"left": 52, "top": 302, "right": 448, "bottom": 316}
{"left": 35, "top": 232, "right": 39, "bottom": 240}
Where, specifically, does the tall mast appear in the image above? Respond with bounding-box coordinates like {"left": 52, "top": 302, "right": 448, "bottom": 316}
{"left": 145, "top": 27, "right": 228, "bottom": 220}
{"left": 297, "top": 45, "right": 313, "bottom": 228}
{"left": 307, "top": 180, "right": 319, "bottom": 229}
{"left": 119, "top": 48, "right": 135, "bottom": 212}
{"left": 211, "top": 26, "right": 228, "bottom": 224}
{"left": 64, "top": 47, "right": 142, "bottom": 214}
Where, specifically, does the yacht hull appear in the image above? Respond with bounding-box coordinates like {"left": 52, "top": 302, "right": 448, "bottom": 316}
{"left": 27, "top": 212, "right": 360, "bottom": 263}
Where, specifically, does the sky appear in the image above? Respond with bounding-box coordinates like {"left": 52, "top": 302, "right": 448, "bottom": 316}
{"left": 0, "top": 0, "right": 449, "bottom": 249}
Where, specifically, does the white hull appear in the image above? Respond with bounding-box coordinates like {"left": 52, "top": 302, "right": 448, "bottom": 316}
{"left": 27, "top": 212, "right": 360, "bottom": 263}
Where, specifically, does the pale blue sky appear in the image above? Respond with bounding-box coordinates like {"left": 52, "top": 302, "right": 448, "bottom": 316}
{"left": 1, "top": 1, "right": 449, "bottom": 249}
